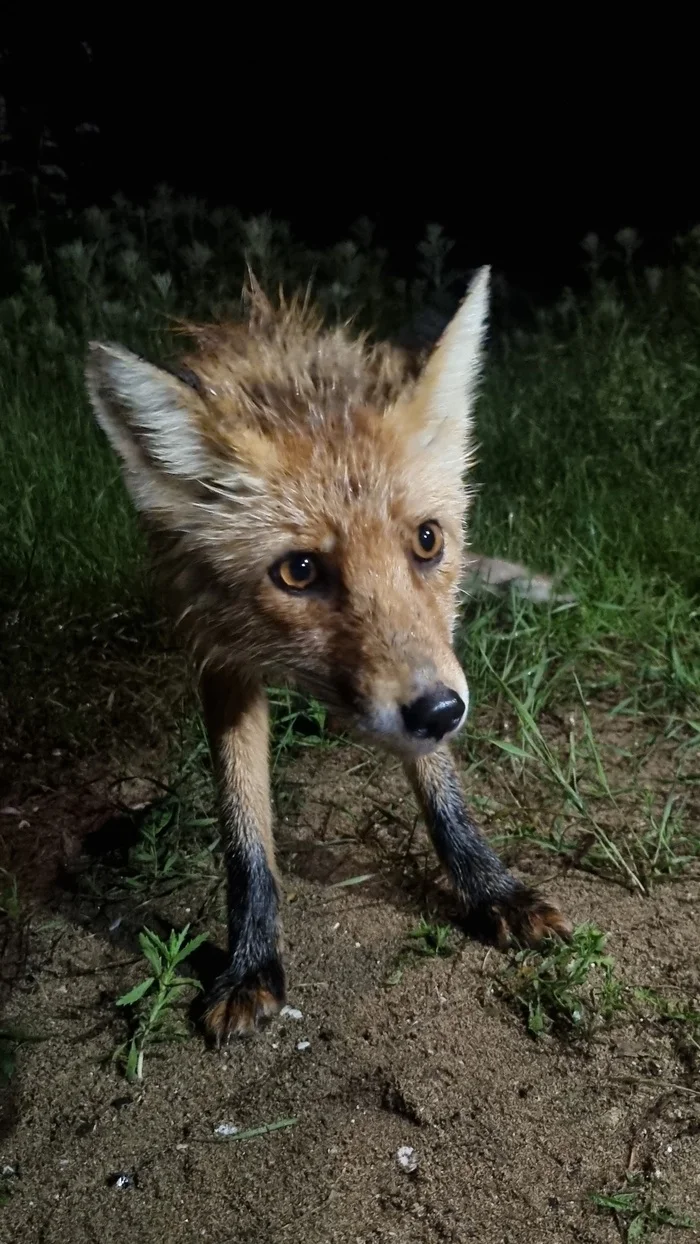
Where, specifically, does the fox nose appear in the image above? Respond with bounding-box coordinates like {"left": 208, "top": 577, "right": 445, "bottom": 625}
{"left": 401, "top": 686, "right": 466, "bottom": 742}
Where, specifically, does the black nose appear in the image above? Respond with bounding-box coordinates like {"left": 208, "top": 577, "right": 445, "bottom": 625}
{"left": 401, "top": 686, "right": 465, "bottom": 741}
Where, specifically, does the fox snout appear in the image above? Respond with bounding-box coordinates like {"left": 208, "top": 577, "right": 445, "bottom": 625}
{"left": 401, "top": 684, "right": 466, "bottom": 742}
{"left": 355, "top": 656, "right": 470, "bottom": 756}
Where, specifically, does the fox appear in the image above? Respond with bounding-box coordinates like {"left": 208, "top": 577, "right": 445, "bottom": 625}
{"left": 85, "top": 267, "right": 571, "bottom": 1045}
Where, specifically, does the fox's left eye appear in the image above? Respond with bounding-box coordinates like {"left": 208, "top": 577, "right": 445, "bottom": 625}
{"left": 270, "top": 552, "right": 320, "bottom": 592}
{"left": 412, "top": 521, "right": 444, "bottom": 563}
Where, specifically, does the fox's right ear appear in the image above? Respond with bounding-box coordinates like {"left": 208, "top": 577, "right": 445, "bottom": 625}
{"left": 85, "top": 342, "right": 213, "bottom": 481}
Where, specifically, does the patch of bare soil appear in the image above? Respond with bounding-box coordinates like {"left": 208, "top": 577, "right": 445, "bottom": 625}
{"left": 1, "top": 691, "right": 699, "bottom": 1242}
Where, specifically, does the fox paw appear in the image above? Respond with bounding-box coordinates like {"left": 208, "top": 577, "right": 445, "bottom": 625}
{"left": 474, "top": 886, "right": 572, "bottom": 950}
{"left": 202, "top": 959, "right": 286, "bottom": 1046}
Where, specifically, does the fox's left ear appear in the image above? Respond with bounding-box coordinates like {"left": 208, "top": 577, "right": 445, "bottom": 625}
{"left": 393, "top": 266, "right": 490, "bottom": 471}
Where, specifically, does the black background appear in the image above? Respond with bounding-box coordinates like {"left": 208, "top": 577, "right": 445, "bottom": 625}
{"left": 2, "top": 35, "right": 696, "bottom": 298}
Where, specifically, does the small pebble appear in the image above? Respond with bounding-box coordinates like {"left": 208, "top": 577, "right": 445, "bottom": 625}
{"left": 397, "top": 1146, "right": 418, "bottom": 1173}
{"left": 107, "top": 1171, "right": 136, "bottom": 1190}
{"left": 214, "top": 1123, "right": 239, "bottom": 1137}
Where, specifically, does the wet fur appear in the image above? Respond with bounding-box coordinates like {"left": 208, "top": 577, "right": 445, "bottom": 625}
{"left": 86, "top": 273, "right": 571, "bottom": 1042}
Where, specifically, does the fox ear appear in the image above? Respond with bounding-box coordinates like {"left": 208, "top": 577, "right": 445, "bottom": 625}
{"left": 85, "top": 342, "right": 213, "bottom": 481}
{"left": 397, "top": 266, "right": 490, "bottom": 469}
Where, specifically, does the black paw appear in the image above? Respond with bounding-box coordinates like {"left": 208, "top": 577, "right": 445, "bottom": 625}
{"left": 201, "top": 958, "right": 286, "bottom": 1045}
{"left": 469, "top": 885, "right": 571, "bottom": 949}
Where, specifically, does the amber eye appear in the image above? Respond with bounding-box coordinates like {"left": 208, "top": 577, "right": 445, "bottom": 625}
{"left": 271, "top": 552, "right": 319, "bottom": 592}
{"left": 412, "top": 521, "right": 444, "bottom": 563}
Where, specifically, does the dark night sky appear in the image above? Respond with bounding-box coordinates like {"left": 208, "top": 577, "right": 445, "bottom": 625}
{"left": 2, "top": 37, "right": 696, "bottom": 296}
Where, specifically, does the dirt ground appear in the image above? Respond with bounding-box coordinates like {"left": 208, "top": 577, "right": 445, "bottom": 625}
{"left": 1, "top": 633, "right": 699, "bottom": 1243}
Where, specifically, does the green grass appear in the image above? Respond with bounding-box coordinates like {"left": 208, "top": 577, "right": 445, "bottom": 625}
{"left": 407, "top": 917, "right": 454, "bottom": 958}
{"left": 499, "top": 923, "right": 625, "bottom": 1039}
{"left": 385, "top": 916, "right": 455, "bottom": 986}
{"left": 77, "top": 715, "right": 220, "bottom": 902}
{"left": 2, "top": 205, "right": 700, "bottom": 622}
{"left": 592, "top": 1178, "right": 697, "bottom": 1240}
{"left": 211, "top": 1117, "right": 299, "bottom": 1144}
{"left": 633, "top": 987, "right": 700, "bottom": 1073}
{"left": 0, "top": 872, "right": 21, "bottom": 922}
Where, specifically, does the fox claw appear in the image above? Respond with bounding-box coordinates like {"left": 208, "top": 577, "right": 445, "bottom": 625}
{"left": 473, "top": 886, "right": 572, "bottom": 950}
{"left": 202, "top": 961, "right": 286, "bottom": 1045}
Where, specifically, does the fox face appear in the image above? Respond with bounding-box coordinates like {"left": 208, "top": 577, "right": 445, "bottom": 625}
{"left": 86, "top": 269, "right": 490, "bottom": 757}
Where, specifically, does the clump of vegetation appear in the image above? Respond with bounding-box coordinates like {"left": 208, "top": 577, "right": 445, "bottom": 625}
{"left": 592, "top": 1177, "right": 696, "bottom": 1240}
{"left": 633, "top": 986, "right": 700, "bottom": 1074}
{"left": 407, "top": 917, "right": 454, "bottom": 958}
{"left": 114, "top": 925, "right": 208, "bottom": 1081}
{"left": 268, "top": 685, "right": 337, "bottom": 765}
{"left": 500, "top": 922, "right": 624, "bottom": 1039}
{"left": 385, "top": 916, "right": 454, "bottom": 986}
{"left": 77, "top": 716, "right": 219, "bottom": 904}
{"left": 0, "top": 871, "right": 21, "bottom": 922}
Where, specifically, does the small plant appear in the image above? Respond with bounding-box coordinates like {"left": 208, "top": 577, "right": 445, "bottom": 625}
{"left": 633, "top": 987, "right": 700, "bottom": 1072}
{"left": 592, "top": 1177, "right": 696, "bottom": 1240}
{"left": 632, "top": 793, "right": 700, "bottom": 886}
{"left": 114, "top": 924, "right": 208, "bottom": 1081}
{"left": 634, "top": 987, "right": 700, "bottom": 1026}
{"left": 0, "top": 871, "right": 21, "bottom": 921}
{"left": 122, "top": 802, "right": 217, "bottom": 892}
{"left": 79, "top": 727, "right": 220, "bottom": 903}
{"left": 385, "top": 917, "right": 454, "bottom": 985}
{"left": 268, "top": 686, "right": 335, "bottom": 765}
{"left": 407, "top": 917, "right": 454, "bottom": 958}
{"left": 500, "top": 922, "right": 624, "bottom": 1038}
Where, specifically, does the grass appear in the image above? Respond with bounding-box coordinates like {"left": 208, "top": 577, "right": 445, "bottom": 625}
{"left": 385, "top": 916, "right": 455, "bottom": 986}
{"left": 78, "top": 716, "right": 220, "bottom": 902}
{"left": 499, "top": 923, "right": 625, "bottom": 1039}
{"left": 0, "top": 872, "right": 21, "bottom": 921}
{"left": 633, "top": 793, "right": 700, "bottom": 884}
{"left": 497, "top": 923, "right": 700, "bottom": 1070}
{"left": 2, "top": 205, "right": 700, "bottom": 625}
{"left": 633, "top": 987, "right": 700, "bottom": 1074}
{"left": 114, "top": 924, "right": 208, "bottom": 1081}
{"left": 75, "top": 685, "right": 339, "bottom": 908}
{"left": 407, "top": 917, "right": 454, "bottom": 958}
{"left": 209, "top": 1117, "right": 299, "bottom": 1144}
{"left": 592, "top": 1178, "right": 697, "bottom": 1240}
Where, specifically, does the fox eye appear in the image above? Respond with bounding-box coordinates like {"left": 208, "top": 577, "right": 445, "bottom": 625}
{"left": 271, "top": 552, "right": 320, "bottom": 592}
{"left": 412, "top": 521, "right": 444, "bottom": 563}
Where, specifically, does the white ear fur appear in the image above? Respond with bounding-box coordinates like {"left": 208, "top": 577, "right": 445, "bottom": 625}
{"left": 86, "top": 342, "right": 212, "bottom": 480}
{"left": 409, "top": 266, "right": 490, "bottom": 467}
{"left": 428, "top": 265, "right": 490, "bottom": 426}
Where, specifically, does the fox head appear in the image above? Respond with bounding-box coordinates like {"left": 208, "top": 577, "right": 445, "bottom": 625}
{"left": 86, "top": 268, "right": 490, "bottom": 757}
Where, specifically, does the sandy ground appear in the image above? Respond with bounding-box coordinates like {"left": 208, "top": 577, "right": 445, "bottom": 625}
{"left": 1, "top": 636, "right": 699, "bottom": 1242}
{"left": 1, "top": 726, "right": 700, "bottom": 1244}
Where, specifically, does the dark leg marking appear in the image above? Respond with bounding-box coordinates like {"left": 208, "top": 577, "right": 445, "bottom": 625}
{"left": 405, "top": 747, "right": 571, "bottom": 947}
{"left": 200, "top": 673, "right": 286, "bottom": 1044}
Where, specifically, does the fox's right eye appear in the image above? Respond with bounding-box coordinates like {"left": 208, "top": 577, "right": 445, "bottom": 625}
{"left": 270, "top": 552, "right": 320, "bottom": 592}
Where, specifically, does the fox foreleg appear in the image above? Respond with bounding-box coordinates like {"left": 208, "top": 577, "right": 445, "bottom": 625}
{"left": 405, "top": 747, "right": 571, "bottom": 946}
{"left": 200, "top": 671, "right": 286, "bottom": 1043}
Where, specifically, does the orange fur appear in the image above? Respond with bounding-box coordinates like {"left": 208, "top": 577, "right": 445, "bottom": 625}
{"left": 86, "top": 274, "right": 489, "bottom": 747}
